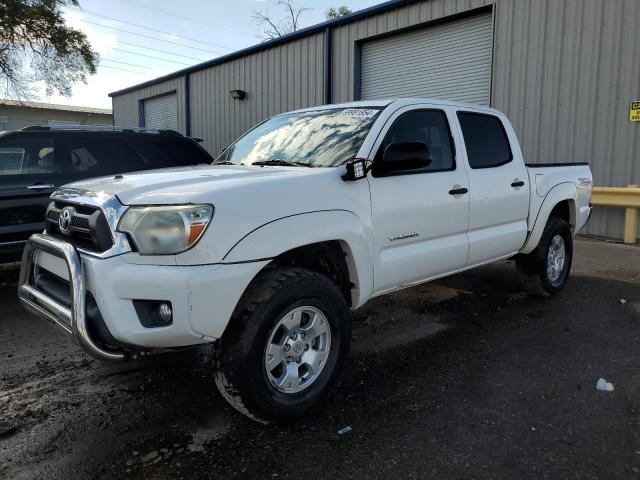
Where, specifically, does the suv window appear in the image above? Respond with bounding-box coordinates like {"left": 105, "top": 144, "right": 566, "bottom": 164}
{"left": 376, "top": 110, "right": 455, "bottom": 172}
{"left": 0, "top": 136, "right": 56, "bottom": 175}
{"left": 457, "top": 113, "right": 513, "bottom": 169}
{"left": 128, "top": 138, "right": 211, "bottom": 170}
{"left": 67, "top": 137, "right": 127, "bottom": 175}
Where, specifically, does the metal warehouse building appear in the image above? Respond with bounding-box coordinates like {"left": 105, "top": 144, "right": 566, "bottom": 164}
{"left": 109, "top": 0, "right": 640, "bottom": 240}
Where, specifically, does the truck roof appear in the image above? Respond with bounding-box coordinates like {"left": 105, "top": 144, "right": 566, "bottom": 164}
{"left": 286, "top": 98, "right": 500, "bottom": 115}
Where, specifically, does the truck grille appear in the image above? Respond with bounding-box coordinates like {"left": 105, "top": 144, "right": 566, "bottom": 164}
{"left": 45, "top": 201, "right": 114, "bottom": 253}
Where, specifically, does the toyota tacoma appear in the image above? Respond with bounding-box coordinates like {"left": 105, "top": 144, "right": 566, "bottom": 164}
{"left": 18, "top": 99, "right": 592, "bottom": 422}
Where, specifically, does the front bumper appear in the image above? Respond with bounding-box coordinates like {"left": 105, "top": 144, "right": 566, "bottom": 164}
{"left": 18, "top": 234, "right": 269, "bottom": 362}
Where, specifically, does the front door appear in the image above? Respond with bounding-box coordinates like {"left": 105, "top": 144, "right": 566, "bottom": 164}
{"left": 368, "top": 106, "right": 470, "bottom": 294}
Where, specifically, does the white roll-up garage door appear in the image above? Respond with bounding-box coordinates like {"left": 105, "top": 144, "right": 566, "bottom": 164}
{"left": 143, "top": 93, "right": 178, "bottom": 130}
{"left": 360, "top": 13, "right": 493, "bottom": 105}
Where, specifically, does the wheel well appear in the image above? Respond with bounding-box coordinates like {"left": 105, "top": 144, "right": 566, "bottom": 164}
{"left": 550, "top": 200, "right": 575, "bottom": 231}
{"left": 269, "top": 241, "right": 353, "bottom": 307}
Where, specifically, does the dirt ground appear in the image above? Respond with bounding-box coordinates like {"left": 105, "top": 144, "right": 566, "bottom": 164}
{"left": 1, "top": 238, "right": 639, "bottom": 479}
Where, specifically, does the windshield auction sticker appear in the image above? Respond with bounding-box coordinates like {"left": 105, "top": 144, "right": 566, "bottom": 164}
{"left": 630, "top": 101, "right": 640, "bottom": 122}
{"left": 341, "top": 108, "right": 378, "bottom": 118}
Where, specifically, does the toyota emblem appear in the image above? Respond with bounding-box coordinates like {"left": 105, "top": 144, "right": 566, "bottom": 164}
{"left": 58, "top": 208, "right": 73, "bottom": 234}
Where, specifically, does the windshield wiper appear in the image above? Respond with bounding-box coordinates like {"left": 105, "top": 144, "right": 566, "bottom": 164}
{"left": 212, "top": 160, "right": 236, "bottom": 165}
{"left": 252, "top": 159, "right": 311, "bottom": 168}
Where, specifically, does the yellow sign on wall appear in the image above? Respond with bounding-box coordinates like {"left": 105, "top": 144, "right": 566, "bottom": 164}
{"left": 631, "top": 101, "right": 640, "bottom": 122}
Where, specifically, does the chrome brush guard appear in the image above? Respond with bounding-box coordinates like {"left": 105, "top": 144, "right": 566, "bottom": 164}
{"left": 18, "top": 233, "right": 125, "bottom": 362}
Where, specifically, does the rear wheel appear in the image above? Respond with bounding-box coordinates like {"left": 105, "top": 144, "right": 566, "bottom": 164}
{"left": 213, "top": 267, "right": 351, "bottom": 423}
{"left": 516, "top": 216, "right": 573, "bottom": 297}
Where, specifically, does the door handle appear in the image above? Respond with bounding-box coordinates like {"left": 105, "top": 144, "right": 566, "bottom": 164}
{"left": 448, "top": 186, "right": 469, "bottom": 196}
{"left": 27, "top": 183, "right": 54, "bottom": 190}
{"left": 511, "top": 179, "right": 525, "bottom": 188}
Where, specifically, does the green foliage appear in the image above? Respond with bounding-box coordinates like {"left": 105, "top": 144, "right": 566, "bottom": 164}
{"left": 325, "top": 6, "right": 352, "bottom": 20}
{"left": 0, "top": 0, "right": 98, "bottom": 98}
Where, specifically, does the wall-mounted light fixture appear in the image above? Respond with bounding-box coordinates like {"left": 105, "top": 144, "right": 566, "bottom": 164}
{"left": 230, "top": 89, "right": 246, "bottom": 100}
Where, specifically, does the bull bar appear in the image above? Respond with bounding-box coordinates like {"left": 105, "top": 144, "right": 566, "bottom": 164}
{"left": 18, "top": 233, "right": 126, "bottom": 362}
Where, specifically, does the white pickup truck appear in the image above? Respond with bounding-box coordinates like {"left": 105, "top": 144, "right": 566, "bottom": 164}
{"left": 18, "top": 98, "right": 592, "bottom": 422}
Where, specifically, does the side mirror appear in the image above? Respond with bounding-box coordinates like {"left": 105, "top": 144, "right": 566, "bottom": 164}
{"left": 373, "top": 142, "right": 432, "bottom": 176}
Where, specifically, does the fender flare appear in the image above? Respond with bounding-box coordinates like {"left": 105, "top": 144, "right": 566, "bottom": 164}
{"left": 520, "top": 182, "right": 577, "bottom": 254}
{"left": 222, "top": 210, "right": 373, "bottom": 307}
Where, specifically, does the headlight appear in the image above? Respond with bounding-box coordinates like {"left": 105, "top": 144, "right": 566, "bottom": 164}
{"left": 118, "top": 205, "right": 214, "bottom": 255}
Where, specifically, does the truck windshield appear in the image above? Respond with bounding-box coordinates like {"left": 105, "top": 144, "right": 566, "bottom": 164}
{"left": 215, "top": 107, "right": 382, "bottom": 168}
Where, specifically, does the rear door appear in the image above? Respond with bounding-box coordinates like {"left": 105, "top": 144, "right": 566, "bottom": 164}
{"left": 0, "top": 133, "right": 65, "bottom": 252}
{"left": 455, "top": 110, "right": 530, "bottom": 265}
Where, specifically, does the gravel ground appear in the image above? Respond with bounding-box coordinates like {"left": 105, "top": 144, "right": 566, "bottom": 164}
{"left": 0, "top": 238, "right": 639, "bottom": 479}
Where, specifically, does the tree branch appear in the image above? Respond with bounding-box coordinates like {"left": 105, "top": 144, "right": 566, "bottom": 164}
{"left": 253, "top": 0, "right": 310, "bottom": 39}
{"left": 0, "top": 0, "right": 98, "bottom": 99}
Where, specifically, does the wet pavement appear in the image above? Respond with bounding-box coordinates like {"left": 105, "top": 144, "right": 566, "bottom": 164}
{"left": 1, "top": 238, "right": 639, "bottom": 479}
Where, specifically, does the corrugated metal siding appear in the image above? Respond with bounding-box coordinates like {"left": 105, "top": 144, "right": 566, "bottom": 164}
{"left": 491, "top": 0, "right": 640, "bottom": 239}
{"left": 112, "top": 77, "right": 184, "bottom": 132}
{"left": 189, "top": 33, "right": 325, "bottom": 156}
{"left": 360, "top": 12, "right": 493, "bottom": 104}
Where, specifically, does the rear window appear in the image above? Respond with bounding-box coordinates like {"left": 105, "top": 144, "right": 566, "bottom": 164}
{"left": 457, "top": 113, "right": 513, "bottom": 169}
{"left": 128, "top": 138, "right": 212, "bottom": 170}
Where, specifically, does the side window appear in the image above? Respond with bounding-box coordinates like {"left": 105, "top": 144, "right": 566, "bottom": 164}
{"left": 128, "top": 138, "right": 212, "bottom": 170}
{"left": 376, "top": 110, "right": 455, "bottom": 173}
{"left": 457, "top": 113, "right": 513, "bottom": 169}
{"left": 0, "top": 136, "right": 56, "bottom": 175}
{"left": 66, "top": 137, "right": 126, "bottom": 175}
{"left": 153, "top": 140, "right": 212, "bottom": 166}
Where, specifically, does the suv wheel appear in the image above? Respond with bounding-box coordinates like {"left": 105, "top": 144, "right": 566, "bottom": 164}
{"left": 516, "top": 216, "right": 573, "bottom": 297}
{"left": 213, "top": 267, "right": 351, "bottom": 423}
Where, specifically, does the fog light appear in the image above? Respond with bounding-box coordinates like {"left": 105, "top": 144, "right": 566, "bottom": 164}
{"left": 158, "top": 302, "right": 172, "bottom": 323}
{"left": 133, "top": 300, "right": 174, "bottom": 328}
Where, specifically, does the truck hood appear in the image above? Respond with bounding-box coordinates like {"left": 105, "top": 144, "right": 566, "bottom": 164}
{"left": 63, "top": 164, "right": 329, "bottom": 205}
{"left": 58, "top": 162, "right": 372, "bottom": 267}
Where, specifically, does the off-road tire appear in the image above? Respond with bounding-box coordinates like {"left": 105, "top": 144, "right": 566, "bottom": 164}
{"left": 213, "top": 267, "right": 351, "bottom": 423}
{"left": 516, "top": 216, "right": 573, "bottom": 297}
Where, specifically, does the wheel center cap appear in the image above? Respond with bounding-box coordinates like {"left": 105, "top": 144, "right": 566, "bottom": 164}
{"left": 293, "top": 341, "right": 305, "bottom": 354}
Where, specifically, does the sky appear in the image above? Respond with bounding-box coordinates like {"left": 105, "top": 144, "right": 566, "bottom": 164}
{"left": 34, "top": 0, "right": 381, "bottom": 109}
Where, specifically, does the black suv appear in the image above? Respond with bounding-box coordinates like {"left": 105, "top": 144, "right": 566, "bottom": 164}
{"left": 0, "top": 126, "right": 214, "bottom": 262}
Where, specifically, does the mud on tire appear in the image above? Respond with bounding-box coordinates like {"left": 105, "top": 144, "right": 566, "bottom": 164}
{"left": 213, "top": 267, "right": 351, "bottom": 423}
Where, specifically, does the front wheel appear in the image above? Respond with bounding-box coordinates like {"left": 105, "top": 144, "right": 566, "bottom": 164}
{"left": 213, "top": 267, "right": 351, "bottom": 423}
{"left": 516, "top": 216, "right": 573, "bottom": 297}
